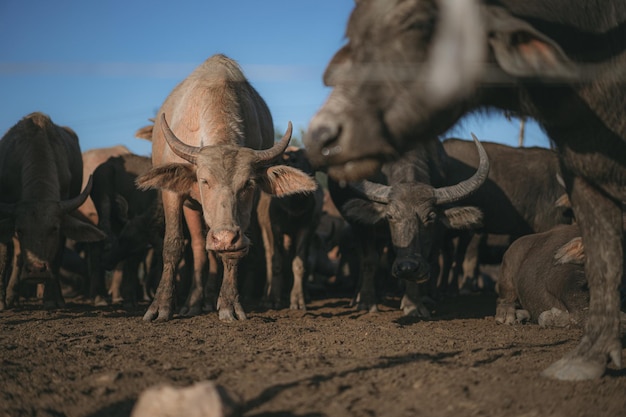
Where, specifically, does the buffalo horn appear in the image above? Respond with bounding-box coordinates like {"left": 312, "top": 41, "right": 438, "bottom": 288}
{"left": 60, "top": 175, "right": 94, "bottom": 214}
{"left": 434, "top": 133, "right": 489, "bottom": 205}
{"left": 349, "top": 180, "right": 391, "bottom": 204}
{"left": 254, "top": 122, "right": 293, "bottom": 164}
{"left": 160, "top": 113, "right": 200, "bottom": 165}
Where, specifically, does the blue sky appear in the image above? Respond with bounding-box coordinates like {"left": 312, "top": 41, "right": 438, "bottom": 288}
{"left": 0, "top": 0, "right": 549, "bottom": 157}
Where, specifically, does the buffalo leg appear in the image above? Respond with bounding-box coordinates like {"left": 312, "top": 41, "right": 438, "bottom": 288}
{"left": 290, "top": 228, "right": 312, "bottom": 311}
{"left": 542, "top": 177, "right": 623, "bottom": 380}
{"left": 144, "top": 191, "right": 184, "bottom": 322}
{"left": 353, "top": 227, "right": 380, "bottom": 313}
{"left": 179, "top": 205, "right": 207, "bottom": 316}
{"left": 6, "top": 237, "right": 21, "bottom": 307}
{"left": 495, "top": 251, "right": 518, "bottom": 325}
{"left": 217, "top": 258, "right": 246, "bottom": 321}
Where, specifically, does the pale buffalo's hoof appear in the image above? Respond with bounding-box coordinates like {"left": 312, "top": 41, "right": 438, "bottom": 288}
{"left": 143, "top": 301, "right": 173, "bottom": 322}
{"left": 217, "top": 302, "right": 247, "bottom": 321}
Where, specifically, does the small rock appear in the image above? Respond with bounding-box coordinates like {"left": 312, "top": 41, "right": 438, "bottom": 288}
{"left": 131, "top": 380, "right": 240, "bottom": 417}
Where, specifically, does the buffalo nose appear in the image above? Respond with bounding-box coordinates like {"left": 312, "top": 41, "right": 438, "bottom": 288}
{"left": 393, "top": 260, "right": 420, "bottom": 279}
{"left": 304, "top": 123, "right": 343, "bottom": 162}
{"left": 25, "top": 262, "right": 48, "bottom": 274}
{"left": 209, "top": 229, "right": 241, "bottom": 250}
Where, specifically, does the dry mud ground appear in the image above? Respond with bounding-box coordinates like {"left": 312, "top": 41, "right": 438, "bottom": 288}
{"left": 1, "top": 292, "right": 625, "bottom": 417}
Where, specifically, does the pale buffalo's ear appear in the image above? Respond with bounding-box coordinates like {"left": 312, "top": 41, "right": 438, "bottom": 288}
{"left": 259, "top": 165, "right": 318, "bottom": 197}
{"left": 135, "top": 163, "right": 197, "bottom": 194}
{"left": 340, "top": 199, "right": 386, "bottom": 225}
{"left": 61, "top": 215, "right": 107, "bottom": 242}
{"left": 0, "top": 218, "right": 15, "bottom": 243}
{"left": 439, "top": 206, "right": 483, "bottom": 230}
{"left": 485, "top": 6, "right": 577, "bottom": 79}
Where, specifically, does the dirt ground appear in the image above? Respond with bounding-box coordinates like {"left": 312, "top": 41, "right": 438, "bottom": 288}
{"left": 1, "top": 287, "right": 625, "bottom": 417}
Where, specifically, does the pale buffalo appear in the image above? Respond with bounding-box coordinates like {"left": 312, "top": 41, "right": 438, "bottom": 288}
{"left": 137, "top": 54, "right": 317, "bottom": 322}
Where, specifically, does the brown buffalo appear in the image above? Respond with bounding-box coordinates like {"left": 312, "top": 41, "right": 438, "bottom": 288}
{"left": 304, "top": 0, "right": 626, "bottom": 380}
{"left": 0, "top": 112, "right": 106, "bottom": 309}
{"left": 136, "top": 54, "right": 317, "bottom": 322}
{"left": 257, "top": 147, "right": 325, "bottom": 311}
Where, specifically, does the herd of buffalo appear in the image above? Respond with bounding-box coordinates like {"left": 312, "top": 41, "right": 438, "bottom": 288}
{"left": 1, "top": 0, "right": 625, "bottom": 382}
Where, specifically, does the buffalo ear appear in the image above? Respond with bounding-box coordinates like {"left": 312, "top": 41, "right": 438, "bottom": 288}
{"left": 554, "top": 236, "right": 585, "bottom": 265}
{"left": 440, "top": 206, "right": 483, "bottom": 230}
{"left": 0, "top": 218, "right": 15, "bottom": 243}
{"left": 62, "top": 215, "right": 107, "bottom": 242}
{"left": 259, "top": 165, "right": 318, "bottom": 197}
{"left": 341, "top": 199, "right": 386, "bottom": 225}
{"left": 136, "top": 163, "right": 197, "bottom": 194}
{"left": 486, "top": 6, "right": 577, "bottom": 79}
{"left": 324, "top": 44, "right": 352, "bottom": 87}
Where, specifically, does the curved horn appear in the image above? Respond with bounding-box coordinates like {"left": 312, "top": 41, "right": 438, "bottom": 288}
{"left": 349, "top": 180, "right": 392, "bottom": 204}
{"left": 60, "top": 175, "right": 94, "bottom": 214}
{"left": 254, "top": 121, "right": 293, "bottom": 164}
{"left": 160, "top": 113, "right": 200, "bottom": 164}
{"left": 434, "top": 133, "right": 489, "bottom": 205}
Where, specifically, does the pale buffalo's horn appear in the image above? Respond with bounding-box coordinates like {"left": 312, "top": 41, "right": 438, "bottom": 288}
{"left": 160, "top": 113, "right": 200, "bottom": 165}
{"left": 254, "top": 122, "right": 293, "bottom": 164}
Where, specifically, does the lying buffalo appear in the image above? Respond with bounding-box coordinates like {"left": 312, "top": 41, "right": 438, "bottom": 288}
{"left": 137, "top": 54, "right": 317, "bottom": 322}
{"left": 304, "top": 0, "right": 626, "bottom": 380}
{"left": 495, "top": 224, "right": 588, "bottom": 327}
{"left": 0, "top": 112, "right": 106, "bottom": 309}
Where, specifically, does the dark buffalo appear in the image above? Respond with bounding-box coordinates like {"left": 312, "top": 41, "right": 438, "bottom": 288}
{"left": 89, "top": 153, "right": 162, "bottom": 306}
{"left": 136, "top": 54, "right": 317, "bottom": 322}
{"left": 257, "top": 147, "right": 325, "bottom": 311}
{"left": 330, "top": 136, "right": 487, "bottom": 315}
{"left": 441, "top": 138, "right": 573, "bottom": 291}
{"left": 495, "top": 224, "right": 588, "bottom": 327}
{"left": 304, "top": 0, "right": 626, "bottom": 380}
{"left": 0, "top": 112, "right": 106, "bottom": 309}
{"left": 79, "top": 145, "right": 132, "bottom": 226}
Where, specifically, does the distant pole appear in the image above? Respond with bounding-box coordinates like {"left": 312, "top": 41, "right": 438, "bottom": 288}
{"left": 518, "top": 117, "right": 526, "bottom": 147}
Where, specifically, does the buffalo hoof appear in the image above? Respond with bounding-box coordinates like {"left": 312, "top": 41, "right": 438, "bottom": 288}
{"left": 515, "top": 309, "right": 531, "bottom": 323}
{"left": 538, "top": 308, "right": 572, "bottom": 328}
{"left": 495, "top": 303, "right": 516, "bottom": 325}
{"left": 541, "top": 356, "right": 605, "bottom": 381}
{"left": 179, "top": 305, "right": 202, "bottom": 317}
{"left": 353, "top": 291, "right": 378, "bottom": 313}
{"left": 93, "top": 295, "right": 109, "bottom": 307}
{"left": 400, "top": 295, "right": 430, "bottom": 318}
{"left": 143, "top": 301, "right": 173, "bottom": 322}
{"left": 217, "top": 300, "right": 247, "bottom": 321}
{"left": 289, "top": 294, "right": 307, "bottom": 311}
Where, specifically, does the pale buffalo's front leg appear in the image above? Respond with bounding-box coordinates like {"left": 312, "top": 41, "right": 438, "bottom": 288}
{"left": 143, "top": 191, "right": 184, "bottom": 322}
{"left": 542, "top": 177, "right": 623, "bottom": 380}
{"left": 217, "top": 258, "right": 246, "bottom": 321}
